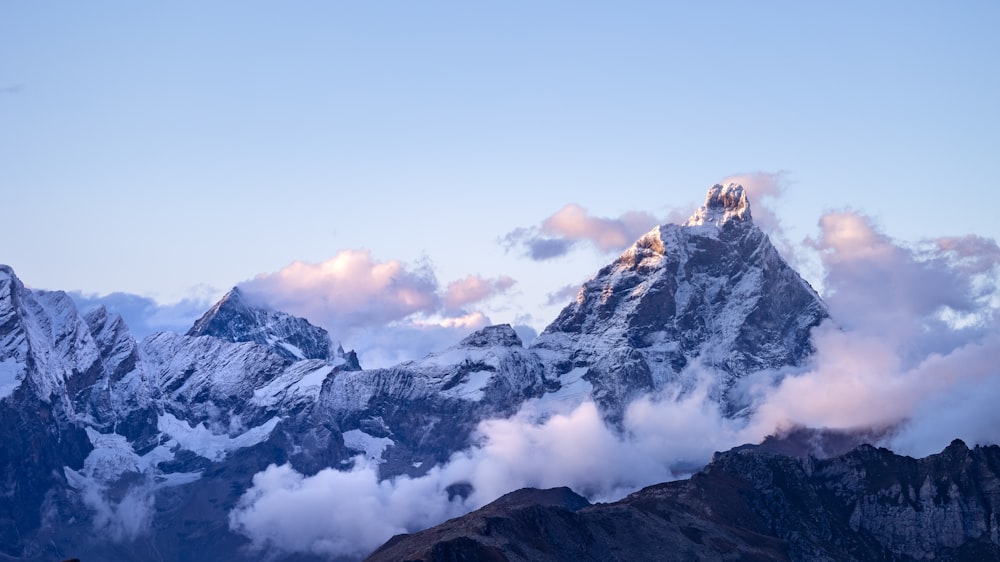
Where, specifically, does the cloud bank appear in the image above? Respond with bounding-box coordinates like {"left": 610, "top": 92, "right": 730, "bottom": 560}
{"left": 230, "top": 387, "right": 751, "bottom": 558}
{"left": 746, "top": 210, "right": 1000, "bottom": 455}
{"left": 230, "top": 206, "right": 1000, "bottom": 560}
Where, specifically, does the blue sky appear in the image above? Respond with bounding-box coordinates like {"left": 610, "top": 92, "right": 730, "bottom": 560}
{"left": 3, "top": 2, "right": 998, "bottom": 363}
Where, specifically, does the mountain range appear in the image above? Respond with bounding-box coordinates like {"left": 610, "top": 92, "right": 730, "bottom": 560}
{"left": 1, "top": 183, "right": 990, "bottom": 561}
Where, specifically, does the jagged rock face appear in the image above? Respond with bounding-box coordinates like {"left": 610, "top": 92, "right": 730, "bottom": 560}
{"left": 319, "top": 324, "right": 546, "bottom": 477}
{"left": 0, "top": 267, "right": 94, "bottom": 558}
{"left": 533, "top": 183, "right": 828, "bottom": 417}
{"left": 0, "top": 266, "right": 104, "bottom": 406}
{"left": 369, "top": 441, "right": 1000, "bottom": 562}
{"left": 708, "top": 439, "right": 1000, "bottom": 560}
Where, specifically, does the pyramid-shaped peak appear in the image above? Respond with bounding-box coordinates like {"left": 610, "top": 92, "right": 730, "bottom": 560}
{"left": 216, "top": 286, "right": 249, "bottom": 307}
{"left": 685, "top": 183, "right": 752, "bottom": 227}
{"left": 186, "top": 287, "right": 337, "bottom": 362}
{"left": 186, "top": 287, "right": 250, "bottom": 336}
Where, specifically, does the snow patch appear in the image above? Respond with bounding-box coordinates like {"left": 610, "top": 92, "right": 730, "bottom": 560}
{"left": 253, "top": 363, "right": 333, "bottom": 407}
{"left": 537, "top": 367, "right": 593, "bottom": 412}
{"left": 0, "top": 358, "right": 24, "bottom": 400}
{"left": 441, "top": 370, "right": 493, "bottom": 401}
{"left": 342, "top": 429, "right": 394, "bottom": 463}
{"left": 158, "top": 412, "right": 281, "bottom": 462}
{"left": 78, "top": 428, "right": 198, "bottom": 485}
{"left": 83, "top": 429, "right": 141, "bottom": 481}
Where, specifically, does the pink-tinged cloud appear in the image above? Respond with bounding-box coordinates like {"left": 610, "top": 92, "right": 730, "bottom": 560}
{"left": 442, "top": 275, "right": 516, "bottom": 312}
{"left": 505, "top": 173, "right": 793, "bottom": 263}
{"left": 503, "top": 205, "right": 660, "bottom": 260}
{"left": 808, "top": 211, "right": 983, "bottom": 345}
{"left": 721, "top": 171, "right": 786, "bottom": 201}
{"left": 934, "top": 235, "right": 1000, "bottom": 275}
{"left": 541, "top": 204, "right": 658, "bottom": 252}
{"left": 237, "top": 251, "right": 521, "bottom": 367}
{"left": 745, "top": 209, "right": 1000, "bottom": 452}
{"left": 240, "top": 249, "right": 441, "bottom": 332}
{"left": 546, "top": 283, "right": 583, "bottom": 307}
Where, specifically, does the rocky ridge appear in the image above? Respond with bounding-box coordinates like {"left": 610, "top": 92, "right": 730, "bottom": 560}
{"left": 369, "top": 440, "right": 1000, "bottom": 561}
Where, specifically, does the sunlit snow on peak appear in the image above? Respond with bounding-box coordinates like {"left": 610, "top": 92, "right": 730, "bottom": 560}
{"left": 685, "top": 183, "right": 752, "bottom": 227}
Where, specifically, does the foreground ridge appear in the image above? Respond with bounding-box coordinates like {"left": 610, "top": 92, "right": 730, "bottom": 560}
{"left": 368, "top": 440, "right": 1000, "bottom": 562}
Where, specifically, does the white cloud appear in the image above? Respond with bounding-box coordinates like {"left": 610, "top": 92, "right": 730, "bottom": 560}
{"left": 808, "top": 211, "right": 992, "bottom": 359}
{"left": 75, "top": 479, "right": 156, "bottom": 543}
{"left": 229, "top": 460, "right": 467, "bottom": 559}
{"left": 70, "top": 251, "right": 521, "bottom": 369}
{"left": 230, "top": 387, "right": 754, "bottom": 559}
{"left": 545, "top": 282, "right": 582, "bottom": 307}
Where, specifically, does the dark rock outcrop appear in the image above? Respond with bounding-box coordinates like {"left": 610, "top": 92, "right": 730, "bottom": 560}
{"left": 369, "top": 441, "right": 1000, "bottom": 561}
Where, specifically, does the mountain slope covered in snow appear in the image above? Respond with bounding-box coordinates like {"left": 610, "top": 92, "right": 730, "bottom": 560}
{"left": 532, "top": 183, "right": 828, "bottom": 418}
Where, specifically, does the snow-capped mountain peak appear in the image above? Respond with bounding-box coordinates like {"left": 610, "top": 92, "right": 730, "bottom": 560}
{"left": 534, "top": 183, "right": 826, "bottom": 418}
{"left": 186, "top": 286, "right": 351, "bottom": 364}
{"left": 684, "top": 182, "right": 752, "bottom": 227}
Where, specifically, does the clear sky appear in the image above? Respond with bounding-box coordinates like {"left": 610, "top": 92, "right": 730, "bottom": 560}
{"left": 3, "top": 2, "right": 998, "bottom": 363}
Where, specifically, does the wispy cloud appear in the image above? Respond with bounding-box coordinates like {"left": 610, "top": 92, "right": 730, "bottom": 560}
{"left": 503, "top": 205, "right": 660, "bottom": 261}
{"left": 443, "top": 275, "right": 516, "bottom": 312}
{"left": 545, "top": 282, "right": 581, "bottom": 307}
